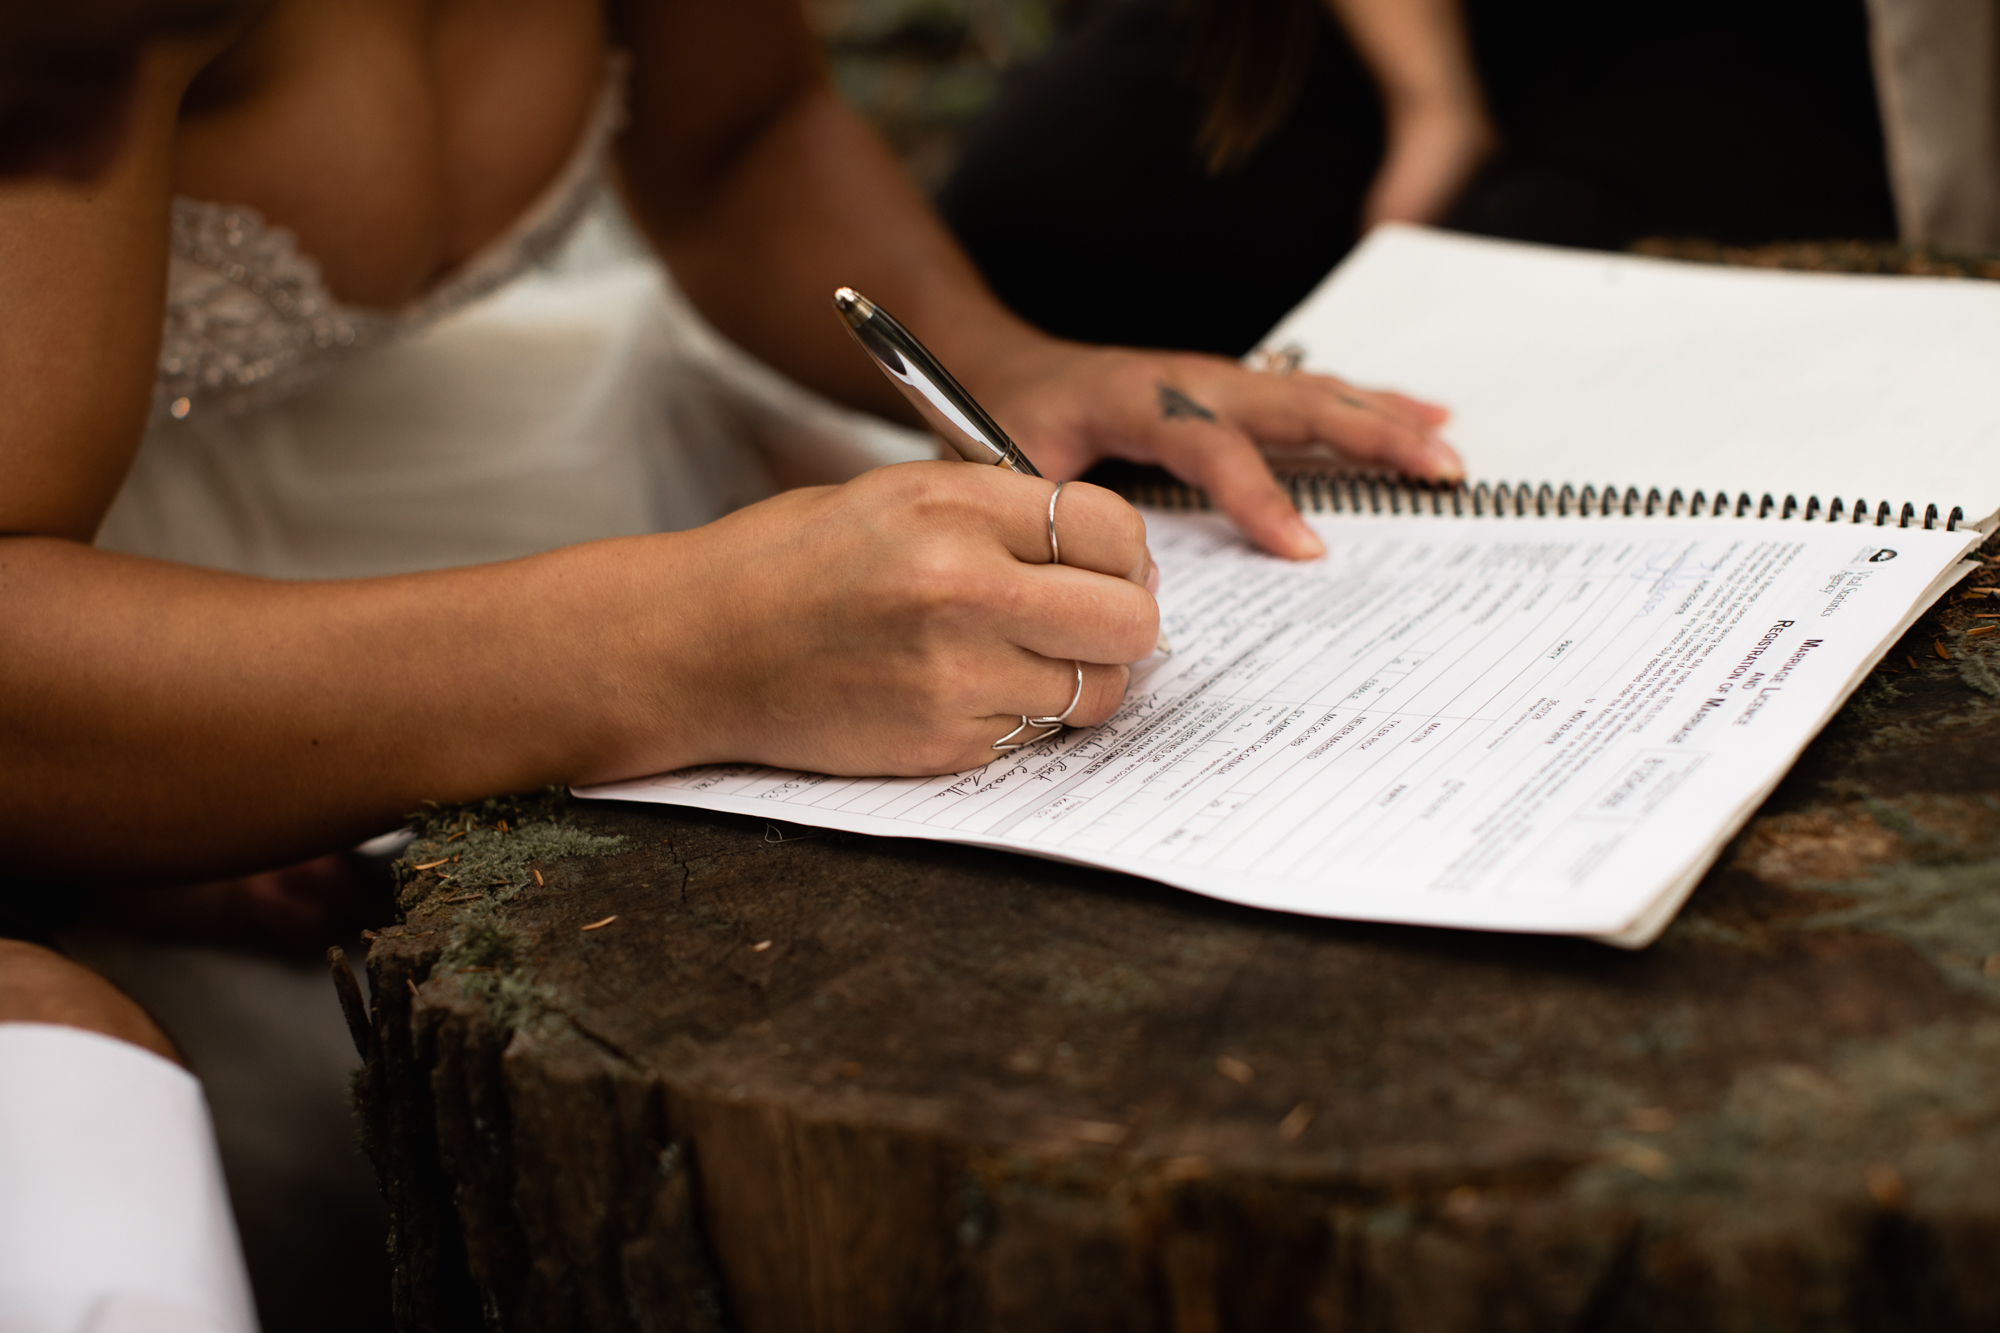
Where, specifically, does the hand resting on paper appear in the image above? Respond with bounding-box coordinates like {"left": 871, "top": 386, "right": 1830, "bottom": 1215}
{"left": 965, "top": 338, "right": 1460, "bottom": 562}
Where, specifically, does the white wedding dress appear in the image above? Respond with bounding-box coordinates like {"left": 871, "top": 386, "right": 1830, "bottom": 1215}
{"left": 96, "top": 59, "right": 932, "bottom": 581}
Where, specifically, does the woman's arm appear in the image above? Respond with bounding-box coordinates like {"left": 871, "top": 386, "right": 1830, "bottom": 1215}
{"left": 2, "top": 470, "right": 1156, "bottom": 885}
{"left": 1326, "top": 0, "right": 1495, "bottom": 229}
{"left": 615, "top": 0, "right": 1464, "bottom": 562}
{"left": 3, "top": 536, "right": 648, "bottom": 883}
{"left": 611, "top": 0, "right": 1008, "bottom": 432}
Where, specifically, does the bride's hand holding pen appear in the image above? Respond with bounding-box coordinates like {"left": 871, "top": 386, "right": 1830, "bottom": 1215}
{"left": 577, "top": 463, "right": 1161, "bottom": 782}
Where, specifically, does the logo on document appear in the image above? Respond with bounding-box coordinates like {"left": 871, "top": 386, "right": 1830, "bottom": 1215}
{"left": 1868, "top": 549, "right": 1899, "bottom": 563}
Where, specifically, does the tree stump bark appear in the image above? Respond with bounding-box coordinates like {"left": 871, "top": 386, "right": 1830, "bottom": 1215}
{"left": 351, "top": 566, "right": 2000, "bottom": 1333}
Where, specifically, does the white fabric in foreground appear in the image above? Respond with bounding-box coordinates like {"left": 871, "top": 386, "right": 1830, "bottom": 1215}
{"left": 0, "top": 1024, "right": 258, "bottom": 1333}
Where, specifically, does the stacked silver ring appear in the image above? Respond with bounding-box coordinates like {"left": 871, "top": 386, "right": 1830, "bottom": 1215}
{"left": 991, "top": 661, "right": 1084, "bottom": 752}
{"left": 993, "top": 482, "right": 1086, "bottom": 753}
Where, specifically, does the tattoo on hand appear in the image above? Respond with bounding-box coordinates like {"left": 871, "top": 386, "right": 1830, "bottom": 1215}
{"left": 1157, "top": 383, "right": 1218, "bottom": 423}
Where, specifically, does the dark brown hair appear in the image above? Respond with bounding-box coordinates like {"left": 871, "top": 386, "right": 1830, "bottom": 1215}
{"left": 1183, "top": 0, "right": 1324, "bottom": 175}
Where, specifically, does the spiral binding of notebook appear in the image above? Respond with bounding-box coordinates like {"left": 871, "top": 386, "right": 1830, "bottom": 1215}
{"left": 1105, "top": 464, "right": 1967, "bottom": 532}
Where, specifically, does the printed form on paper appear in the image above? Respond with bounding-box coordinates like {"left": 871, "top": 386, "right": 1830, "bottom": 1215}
{"left": 579, "top": 512, "right": 1977, "bottom": 946}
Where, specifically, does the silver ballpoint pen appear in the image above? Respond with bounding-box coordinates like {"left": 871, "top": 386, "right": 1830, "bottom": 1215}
{"left": 832, "top": 286, "right": 1170, "bottom": 655}
{"left": 832, "top": 287, "right": 1040, "bottom": 474}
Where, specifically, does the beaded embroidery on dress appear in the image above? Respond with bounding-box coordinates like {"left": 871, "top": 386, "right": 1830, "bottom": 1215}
{"left": 154, "top": 57, "right": 627, "bottom": 422}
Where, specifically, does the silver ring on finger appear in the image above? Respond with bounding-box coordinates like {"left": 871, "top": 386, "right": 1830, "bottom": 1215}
{"left": 1046, "top": 480, "right": 1066, "bottom": 566}
{"left": 1250, "top": 342, "right": 1305, "bottom": 377}
{"left": 991, "top": 660, "right": 1085, "bottom": 752}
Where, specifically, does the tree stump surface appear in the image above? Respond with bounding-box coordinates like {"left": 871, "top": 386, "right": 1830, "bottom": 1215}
{"left": 350, "top": 552, "right": 2000, "bottom": 1333}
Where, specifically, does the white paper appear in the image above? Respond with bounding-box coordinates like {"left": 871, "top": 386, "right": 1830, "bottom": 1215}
{"left": 581, "top": 512, "right": 1977, "bottom": 945}
{"left": 1262, "top": 226, "right": 2000, "bottom": 528}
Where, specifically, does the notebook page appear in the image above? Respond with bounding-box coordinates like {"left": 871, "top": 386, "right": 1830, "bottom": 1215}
{"left": 581, "top": 512, "right": 1977, "bottom": 945}
{"left": 1262, "top": 226, "right": 2000, "bottom": 527}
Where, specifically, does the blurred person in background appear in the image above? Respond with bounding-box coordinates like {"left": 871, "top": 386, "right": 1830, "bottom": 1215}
{"left": 942, "top": 0, "right": 1499, "bottom": 356}
{"left": 941, "top": 0, "right": 1945, "bottom": 359}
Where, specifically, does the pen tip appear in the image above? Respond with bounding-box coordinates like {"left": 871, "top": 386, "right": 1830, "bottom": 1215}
{"left": 832, "top": 287, "right": 875, "bottom": 328}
